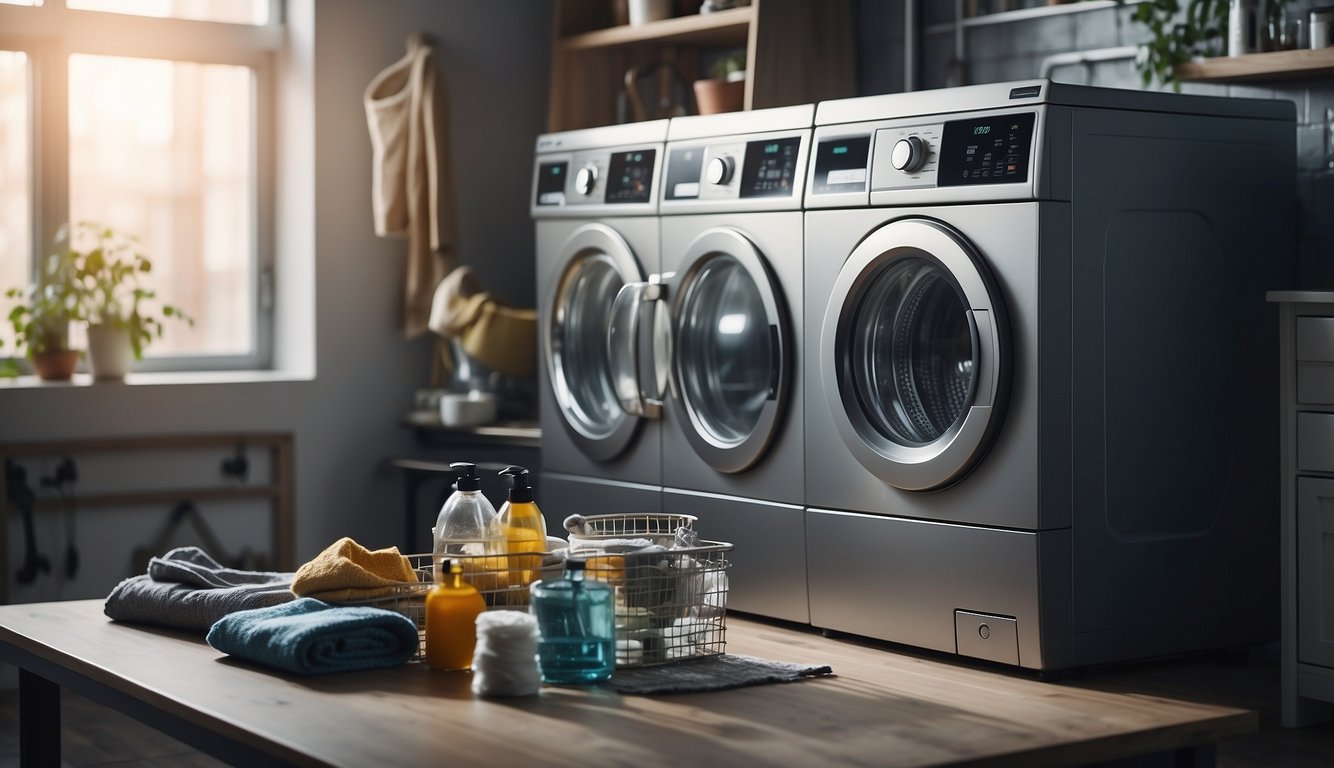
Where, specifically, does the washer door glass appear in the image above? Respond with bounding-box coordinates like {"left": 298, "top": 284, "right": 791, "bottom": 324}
{"left": 823, "top": 217, "right": 1007, "bottom": 492}
{"left": 677, "top": 253, "right": 773, "bottom": 445}
{"left": 851, "top": 255, "right": 976, "bottom": 446}
{"left": 555, "top": 253, "right": 624, "bottom": 438}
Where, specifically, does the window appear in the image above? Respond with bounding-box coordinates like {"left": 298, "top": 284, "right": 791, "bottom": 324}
{"left": 0, "top": 0, "right": 281, "bottom": 373}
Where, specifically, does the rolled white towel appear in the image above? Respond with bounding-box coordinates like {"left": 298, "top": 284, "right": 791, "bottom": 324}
{"left": 471, "top": 610, "right": 541, "bottom": 697}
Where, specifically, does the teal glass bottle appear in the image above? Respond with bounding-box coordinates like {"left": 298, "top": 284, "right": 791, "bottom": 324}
{"left": 529, "top": 559, "right": 614, "bottom": 684}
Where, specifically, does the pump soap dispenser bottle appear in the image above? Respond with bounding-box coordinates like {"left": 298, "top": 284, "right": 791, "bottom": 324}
{"left": 432, "top": 462, "right": 503, "bottom": 585}
{"left": 425, "top": 558, "right": 486, "bottom": 671}
{"left": 529, "top": 558, "right": 615, "bottom": 684}
{"left": 497, "top": 465, "right": 547, "bottom": 588}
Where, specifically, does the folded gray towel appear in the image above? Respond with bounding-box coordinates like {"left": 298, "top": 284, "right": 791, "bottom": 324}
{"left": 604, "top": 653, "right": 833, "bottom": 695}
{"left": 148, "top": 546, "right": 291, "bottom": 588}
{"left": 105, "top": 546, "right": 296, "bottom": 633}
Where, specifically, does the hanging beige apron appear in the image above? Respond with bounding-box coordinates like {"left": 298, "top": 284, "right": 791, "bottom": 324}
{"left": 365, "top": 34, "right": 457, "bottom": 338}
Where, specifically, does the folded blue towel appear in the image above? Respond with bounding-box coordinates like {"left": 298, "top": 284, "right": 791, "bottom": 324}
{"left": 206, "top": 598, "right": 419, "bottom": 675}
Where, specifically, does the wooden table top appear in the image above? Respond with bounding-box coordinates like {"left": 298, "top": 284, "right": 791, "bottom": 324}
{"left": 0, "top": 600, "right": 1255, "bottom": 767}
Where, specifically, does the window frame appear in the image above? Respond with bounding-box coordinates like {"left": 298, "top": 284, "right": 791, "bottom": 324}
{"left": 0, "top": 0, "right": 282, "bottom": 373}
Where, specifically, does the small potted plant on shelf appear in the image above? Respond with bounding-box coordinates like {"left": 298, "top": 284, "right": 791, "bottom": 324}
{"left": 66, "top": 223, "right": 192, "bottom": 381}
{"left": 2, "top": 243, "right": 86, "bottom": 381}
{"left": 1123, "top": 0, "right": 1294, "bottom": 89}
{"left": 693, "top": 50, "right": 746, "bottom": 115}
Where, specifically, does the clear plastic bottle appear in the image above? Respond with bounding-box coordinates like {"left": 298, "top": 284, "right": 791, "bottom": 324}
{"left": 432, "top": 461, "right": 504, "bottom": 569}
{"left": 497, "top": 465, "right": 547, "bottom": 588}
{"left": 424, "top": 558, "right": 486, "bottom": 671}
{"left": 529, "top": 559, "right": 615, "bottom": 684}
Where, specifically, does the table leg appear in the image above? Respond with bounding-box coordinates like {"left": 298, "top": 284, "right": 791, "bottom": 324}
{"left": 1175, "top": 743, "right": 1215, "bottom": 768}
{"left": 19, "top": 668, "right": 59, "bottom": 768}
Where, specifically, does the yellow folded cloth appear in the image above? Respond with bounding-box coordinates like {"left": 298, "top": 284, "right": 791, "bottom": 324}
{"left": 291, "top": 538, "right": 419, "bottom": 602}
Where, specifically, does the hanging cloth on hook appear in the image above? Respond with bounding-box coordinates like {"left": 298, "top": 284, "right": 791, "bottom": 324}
{"left": 365, "top": 33, "right": 458, "bottom": 338}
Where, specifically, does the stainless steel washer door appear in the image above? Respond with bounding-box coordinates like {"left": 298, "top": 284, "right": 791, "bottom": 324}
{"left": 671, "top": 227, "right": 789, "bottom": 474}
{"left": 545, "top": 223, "right": 646, "bottom": 460}
{"left": 822, "top": 217, "right": 1008, "bottom": 491}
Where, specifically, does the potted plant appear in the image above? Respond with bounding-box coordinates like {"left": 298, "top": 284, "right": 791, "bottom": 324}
{"left": 693, "top": 50, "right": 746, "bottom": 115}
{"left": 65, "top": 223, "right": 192, "bottom": 380}
{"left": 1124, "top": 0, "right": 1293, "bottom": 89}
{"left": 1, "top": 245, "right": 85, "bottom": 381}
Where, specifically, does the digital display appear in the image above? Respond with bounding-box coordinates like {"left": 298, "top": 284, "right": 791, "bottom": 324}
{"left": 938, "top": 112, "right": 1035, "bottom": 187}
{"left": 606, "top": 149, "right": 656, "bottom": 204}
{"left": 811, "top": 135, "right": 871, "bottom": 194}
{"left": 665, "top": 146, "right": 705, "bottom": 200}
{"left": 535, "top": 161, "right": 567, "bottom": 206}
{"left": 740, "top": 136, "right": 802, "bottom": 198}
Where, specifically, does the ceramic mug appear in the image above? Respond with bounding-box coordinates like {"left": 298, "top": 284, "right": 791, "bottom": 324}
{"left": 628, "top": 0, "right": 672, "bottom": 26}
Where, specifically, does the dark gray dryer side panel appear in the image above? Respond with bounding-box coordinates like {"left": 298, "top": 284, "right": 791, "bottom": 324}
{"left": 1067, "top": 106, "right": 1293, "bottom": 653}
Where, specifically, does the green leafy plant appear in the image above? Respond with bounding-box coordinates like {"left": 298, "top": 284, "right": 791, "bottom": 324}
{"left": 709, "top": 50, "right": 746, "bottom": 81}
{"left": 66, "top": 222, "right": 193, "bottom": 360}
{"left": 1124, "top": 0, "right": 1293, "bottom": 90}
{"left": 1, "top": 243, "right": 85, "bottom": 376}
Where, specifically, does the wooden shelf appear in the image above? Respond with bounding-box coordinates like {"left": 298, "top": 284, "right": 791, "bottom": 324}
{"left": 1179, "top": 47, "right": 1334, "bottom": 83}
{"left": 547, "top": 0, "right": 856, "bottom": 132}
{"left": 559, "top": 7, "right": 752, "bottom": 51}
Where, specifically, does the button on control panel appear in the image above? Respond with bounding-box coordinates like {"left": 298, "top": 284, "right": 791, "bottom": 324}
{"left": 871, "top": 124, "right": 942, "bottom": 191}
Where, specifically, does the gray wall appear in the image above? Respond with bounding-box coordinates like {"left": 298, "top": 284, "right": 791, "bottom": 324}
{"left": 0, "top": 0, "right": 552, "bottom": 603}
{"left": 858, "top": 0, "right": 1332, "bottom": 289}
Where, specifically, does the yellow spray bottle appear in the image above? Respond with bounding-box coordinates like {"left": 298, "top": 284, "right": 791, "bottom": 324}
{"left": 497, "top": 465, "right": 546, "bottom": 590}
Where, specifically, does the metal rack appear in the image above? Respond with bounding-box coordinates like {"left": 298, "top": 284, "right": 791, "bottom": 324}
{"left": 0, "top": 432, "right": 295, "bottom": 603}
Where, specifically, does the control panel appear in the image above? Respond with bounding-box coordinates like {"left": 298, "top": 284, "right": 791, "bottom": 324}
{"left": 533, "top": 146, "right": 659, "bottom": 209}
{"left": 807, "top": 110, "right": 1038, "bottom": 206}
{"left": 661, "top": 130, "right": 809, "bottom": 212}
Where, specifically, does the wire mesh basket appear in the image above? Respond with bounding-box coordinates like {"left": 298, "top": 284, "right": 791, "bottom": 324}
{"left": 352, "top": 515, "right": 731, "bottom": 668}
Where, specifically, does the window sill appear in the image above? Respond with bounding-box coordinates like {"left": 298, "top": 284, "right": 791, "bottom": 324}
{"left": 0, "top": 369, "right": 313, "bottom": 390}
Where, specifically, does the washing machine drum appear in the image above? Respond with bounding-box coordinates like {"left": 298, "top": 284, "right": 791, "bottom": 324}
{"left": 545, "top": 223, "right": 648, "bottom": 462}
{"left": 824, "top": 218, "right": 1009, "bottom": 491}
{"left": 669, "top": 227, "right": 791, "bottom": 474}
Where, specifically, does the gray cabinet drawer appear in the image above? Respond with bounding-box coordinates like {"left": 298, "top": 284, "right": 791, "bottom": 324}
{"left": 1298, "top": 413, "right": 1334, "bottom": 473}
{"left": 1298, "top": 477, "right": 1334, "bottom": 669}
{"left": 1298, "top": 364, "right": 1334, "bottom": 405}
{"left": 1298, "top": 317, "right": 1334, "bottom": 362}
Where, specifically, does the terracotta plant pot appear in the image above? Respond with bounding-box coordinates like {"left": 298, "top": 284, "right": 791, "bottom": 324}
{"left": 693, "top": 77, "right": 745, "bottom": 115}
{"left": 30, "top": 350, "right": 80, "bottom": 381}
{"left": 86, "top": 324, "right": 132, "bottom": 381}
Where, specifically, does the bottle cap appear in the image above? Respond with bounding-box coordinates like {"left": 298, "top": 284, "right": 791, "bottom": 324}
{"left": 565, "top": 558, "right": 586, "bottom": 572}
{"left": 450, "top": 461, "right": 481, "bottom": 492}
{"left": 499, "top": 465, "right": 534, "bottom": 503}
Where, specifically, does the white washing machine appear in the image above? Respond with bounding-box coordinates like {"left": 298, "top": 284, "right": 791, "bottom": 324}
{"left": 803, "top": 80, "right": 1295, "bottom": 670}
{"left": 531, "top": 121, "right": 668, "bottom": 518}
{"left": 617, "top": 106, "right": 813, "bottom": 622}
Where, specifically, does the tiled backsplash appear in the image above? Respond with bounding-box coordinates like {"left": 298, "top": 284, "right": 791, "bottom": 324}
{"left": 857, "top": 0, "right": 1333, "bottom": 288}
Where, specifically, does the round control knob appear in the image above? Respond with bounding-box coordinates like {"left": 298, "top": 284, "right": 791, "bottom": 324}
{"left": 890, "top": 136, "right": 928, "bottom": 174}
{"left": 574, "top": 164, "right": 598, "bottom": 195}
{"left": 705, "top": 156, "right": 734, "bottom": 186}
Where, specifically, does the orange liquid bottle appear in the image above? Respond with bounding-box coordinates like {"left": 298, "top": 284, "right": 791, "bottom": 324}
{"left": 498, "top": 466, "right": 547, "bottom": 588}
{"left": 425, "top": 558, "right": 486, "bottom": 671}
